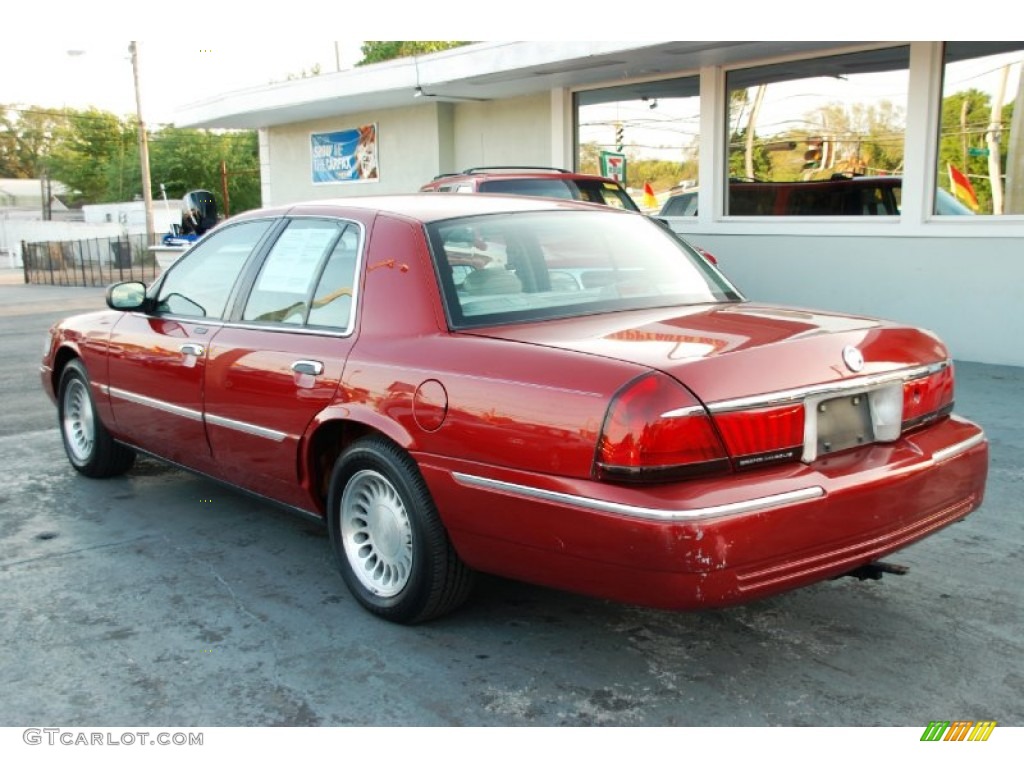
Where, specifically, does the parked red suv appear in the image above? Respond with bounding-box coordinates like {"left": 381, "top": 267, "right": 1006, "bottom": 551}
{"left": 420, "top": 166, "right": 640, "bottom": 211}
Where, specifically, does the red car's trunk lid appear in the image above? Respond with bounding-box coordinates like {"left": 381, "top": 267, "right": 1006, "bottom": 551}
{"left": 463, "top": 303, "right": 949, "bottom": 405}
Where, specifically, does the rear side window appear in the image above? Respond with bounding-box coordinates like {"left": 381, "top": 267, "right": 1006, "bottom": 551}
{"left": 242, "top": 219, "right": 360, "bottom": 331}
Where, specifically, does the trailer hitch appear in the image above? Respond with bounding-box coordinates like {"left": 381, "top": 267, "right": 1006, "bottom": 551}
{"left": 840, "top": 561, "right": 910, "bottom": 581}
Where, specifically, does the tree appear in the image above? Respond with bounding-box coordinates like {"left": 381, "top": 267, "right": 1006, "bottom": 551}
{"left": 357, "top": 42, "right": 471, "bottom": 66}
{"left": 147, "top": 126, "right": 261, "bottom": 214}
{"left": 727, "top": 128, "right": 773, "bottom": 180}
{"left": 46, "top": 108, "right": 133, "bottom": 202}
{"left": 2, "top": 105, "right": 262, "bottom": 215}
{"left": 0, "top": 106, "right": 67, "bottom": 179}
{"left": 798, "top": 101, "right": 905, "bottom": 179}
{"left": 937, "top": 88, "right": 1015, "bottom": 214}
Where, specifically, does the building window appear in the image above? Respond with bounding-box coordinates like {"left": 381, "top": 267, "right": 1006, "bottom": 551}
{"left": 575, "top": 76, "right": 700, "bottom": 211}
{"left": 725, "top": 47, "right": 910, "bottom": 216}
{"left": 936, "top": 42, "right": 1023, "bottom": 216}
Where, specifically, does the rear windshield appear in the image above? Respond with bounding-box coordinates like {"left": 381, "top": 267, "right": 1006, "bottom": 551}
{"left": 479, "top": 178, "right": 640, "bottom": 211}
{"left": 426, "top": 209, "right": 742, "bottom": 329}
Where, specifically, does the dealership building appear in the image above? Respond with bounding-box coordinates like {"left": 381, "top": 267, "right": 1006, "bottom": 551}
{"left": 177, "top": 42, "right": 1024, "bottom": 367}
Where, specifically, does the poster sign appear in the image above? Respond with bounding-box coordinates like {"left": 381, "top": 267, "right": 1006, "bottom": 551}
{"left": 311, "top": 124, "right": 379, "bottom": 184}
{"left": 599, "top": 151, "right": 626, "bottom": 184}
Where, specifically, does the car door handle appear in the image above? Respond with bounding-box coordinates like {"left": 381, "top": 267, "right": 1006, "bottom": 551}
{"left": 179, "top": 343, "right": 205, "bottom": 357}
{"left": 291, "top": 360, "right": 324, "bottom": 376}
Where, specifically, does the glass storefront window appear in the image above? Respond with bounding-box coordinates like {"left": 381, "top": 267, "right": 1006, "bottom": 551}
{"left": 724, "top": 47, "right": 910, "bottom": 216}
{"left": 575, "top": 77, "right": 700, "bottom": 212}
{"left": 937, "top": 43, "right": 1023, "bottom": 216}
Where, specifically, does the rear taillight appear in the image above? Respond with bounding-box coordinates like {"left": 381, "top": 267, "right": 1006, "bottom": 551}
{"left": 595, "top": 373, "right": 729, "bottom": 483}
{"left": 902, "top": 363, "right": 954, "bottom": 431}
{"left": 714, "top": 404, "right": 805, "bottom": 469}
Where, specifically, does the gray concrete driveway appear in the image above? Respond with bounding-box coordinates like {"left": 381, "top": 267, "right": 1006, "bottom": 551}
{"left": 1, "top": 279, "right": 1021, "bottom": 727}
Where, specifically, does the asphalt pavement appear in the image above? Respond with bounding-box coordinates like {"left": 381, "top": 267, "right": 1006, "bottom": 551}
{"left": 0, "top": 278, "right": 1021, "bottom": 729}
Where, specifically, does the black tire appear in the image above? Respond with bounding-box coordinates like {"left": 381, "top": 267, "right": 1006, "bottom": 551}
{"left": 57, "top": 359, "right": 136, "bottom": 478}
{"left": 327, "top": 436, "right": 474, "bottom": 623}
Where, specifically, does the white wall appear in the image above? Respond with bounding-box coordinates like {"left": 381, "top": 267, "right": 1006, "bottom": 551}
{"left": 675, "top": 230, "right": 1023, "bottom": 367}
{"left": 0, "top": 218, "right": 128, "bottom": 265}
{"left": 265, "top": 103, "right": 456, "bottom": 205}
{"left": 451, "top": 93, "right": 552, "bottom": 169}
{"left": 262, "top": 94, "right": 555, "bottom": 206}
{"left": 82, "top": 201, "right": 180, "bottom": 234}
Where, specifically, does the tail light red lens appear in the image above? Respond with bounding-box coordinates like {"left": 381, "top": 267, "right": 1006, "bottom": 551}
{"left": 596, "top": 373, "right": 729, "bottom": 483}
{"left": 902, "top": 364, "right": 955, "bottom": 431}
{"left": 714, "top": 404, "right": 805, "bottom": 469}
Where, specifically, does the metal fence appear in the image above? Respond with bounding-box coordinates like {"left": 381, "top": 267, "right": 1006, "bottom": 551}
{"left": 21, "top": 233, "right": 159, "bottom": 287}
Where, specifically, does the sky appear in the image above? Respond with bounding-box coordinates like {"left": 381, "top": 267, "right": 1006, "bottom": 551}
{"left": 1, "top": 40, "right": 365, "bottom": 126}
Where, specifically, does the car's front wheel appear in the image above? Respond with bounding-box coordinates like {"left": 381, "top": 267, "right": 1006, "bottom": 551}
{"left": 58, "top": 359, "right": 135, "bottom": 478}
{"left": 327, "top": 436, "right": 474, "bottom": 623}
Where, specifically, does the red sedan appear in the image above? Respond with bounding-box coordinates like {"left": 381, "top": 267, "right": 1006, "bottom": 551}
{"left": 41, "top": 195, "right": 988, "bottom": 623}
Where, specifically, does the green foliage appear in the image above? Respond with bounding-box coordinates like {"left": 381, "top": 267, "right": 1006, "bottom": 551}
{"left": 47, "top": 109, "right": 133, "bottom": 202}
{"left": 148, "top": 126, "right": 260, "bottom": 214}
{"left": 357, "top": 42, "right": 471, "bottom": 66}
{"left": 727, "top": 128, "right": 773, "bottom": 180}
{"left": 629, "top": 157, "right": 699, "bottom": 192}
{"left": 0, "top": 106, "right": 66, "bottom": 178}
{"left": 284, "top": 63, "right": 322, "bottom": 81}
{"left": 936, "top": 88, "right": 1014, "bottom": 214}
{"left": 579, "top": 141, "right": 698, "bottom": 194}
{"left": 1, "top": 105, "right": 261, "bottom": 214}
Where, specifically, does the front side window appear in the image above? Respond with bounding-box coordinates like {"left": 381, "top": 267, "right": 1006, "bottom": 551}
{"left": 936, "top": 42, "right": 1023, "bottom": 216}
{"left": 725, "top": 47, "right": 910, "bottom": 215}
{"left": 155, "top": 220, "right": 273, "bottom": 318}
{"left": 427, "top": 210, "right": 741, "bottom": 329}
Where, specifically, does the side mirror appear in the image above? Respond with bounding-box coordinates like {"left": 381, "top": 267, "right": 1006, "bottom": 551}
{"left": 106, "top": 281, "right": 148, "bottom": 311}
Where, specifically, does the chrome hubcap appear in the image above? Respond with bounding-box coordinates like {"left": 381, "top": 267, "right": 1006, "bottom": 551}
{"left": 341, "top": 469, "right": 413, "bottom": 597}
{"left": 63, "top": 378, "right": 95, "bottom": 463}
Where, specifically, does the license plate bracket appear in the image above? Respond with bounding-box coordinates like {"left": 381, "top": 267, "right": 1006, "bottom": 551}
{"left": 815, "top": 393, "right": 874, "bottom": 456}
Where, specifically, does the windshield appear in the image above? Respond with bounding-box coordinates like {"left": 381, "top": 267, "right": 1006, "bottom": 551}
{"left": 427, "top": 209, "right": 743, "bottom": 329}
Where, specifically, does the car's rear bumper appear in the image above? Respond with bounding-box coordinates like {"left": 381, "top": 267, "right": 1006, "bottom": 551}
{"left": 418, "top": 415, "right": 988, "bottom": 609}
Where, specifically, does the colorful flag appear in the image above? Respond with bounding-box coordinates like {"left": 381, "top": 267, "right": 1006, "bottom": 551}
{"left": 643, "top": 182, "right": 658, "bottom": 210}
{"left": 948, "top": 163, "right": 980, "bottom": 211}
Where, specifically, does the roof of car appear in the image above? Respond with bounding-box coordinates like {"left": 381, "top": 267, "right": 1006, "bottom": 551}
{"left": 231, "top": 193, "right": 628, "bottom": 225}
{"left": 422, "top": 167, "right": 628, "bottom": 188}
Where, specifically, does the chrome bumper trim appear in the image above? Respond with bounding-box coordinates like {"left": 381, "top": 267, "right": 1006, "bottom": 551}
{"left": 707, "top": 360, "right": 950, "bottom": 414}
{"left": 452, "top": 472, "right": 825, "bottom": 522}
{"left": 932, "top": 431, "right": 986, "bottom": 464}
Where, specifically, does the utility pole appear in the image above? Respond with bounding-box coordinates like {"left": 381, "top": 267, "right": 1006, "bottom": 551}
{"left": 986, "top": 64, "right": 1010, "bottom": 215}
{"left": 129, "top": 41, "right": 156, "bottom": 247}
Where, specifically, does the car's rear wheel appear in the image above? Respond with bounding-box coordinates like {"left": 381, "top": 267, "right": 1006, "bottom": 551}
{"left": 58, "top": 359, "right": 135, "bottom": 478}
{"left": 327, "top": 436, "right": 474, "bottom": 623}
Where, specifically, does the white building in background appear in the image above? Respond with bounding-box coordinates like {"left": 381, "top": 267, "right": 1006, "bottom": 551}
{"left": 1, "top": 183, "right": 181, "bottom": 267}
{"left": 81, "top": 200, "right": 180, "bottom": 235}
{"left": 175, "top": 41, "right": 1024, "bottom": 367}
